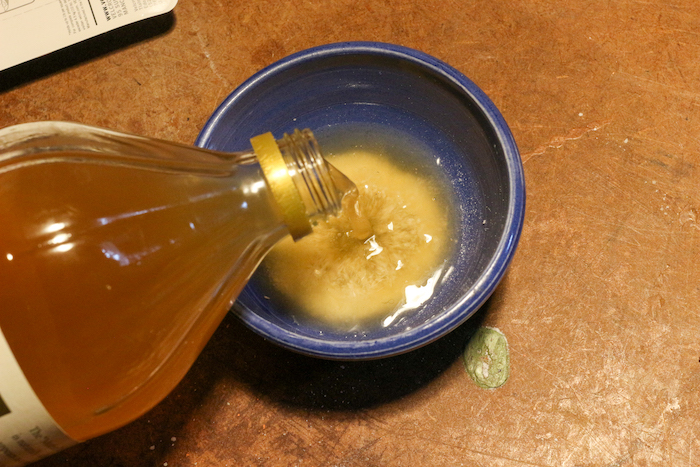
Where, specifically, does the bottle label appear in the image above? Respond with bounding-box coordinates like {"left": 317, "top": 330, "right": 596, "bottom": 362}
{"left": 0, "top": 328, "right": 76, "bottom": 466}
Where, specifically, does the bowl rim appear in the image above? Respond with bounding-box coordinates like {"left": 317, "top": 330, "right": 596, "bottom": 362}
{"left": 196, "top": 41, "right": 525, "bottom": 360}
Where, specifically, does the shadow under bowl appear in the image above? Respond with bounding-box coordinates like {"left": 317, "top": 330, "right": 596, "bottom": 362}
{"left": 196, "top": 41, "right": 525, "bottom": 360}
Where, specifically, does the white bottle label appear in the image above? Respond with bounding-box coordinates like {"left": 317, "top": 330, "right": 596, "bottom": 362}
{"left": 0, "top": 328, "right": 76, "bottom": 466}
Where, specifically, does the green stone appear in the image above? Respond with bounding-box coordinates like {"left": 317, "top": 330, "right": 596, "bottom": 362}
{"left": 463, "top": 326, "right": 510, "bottom": 389}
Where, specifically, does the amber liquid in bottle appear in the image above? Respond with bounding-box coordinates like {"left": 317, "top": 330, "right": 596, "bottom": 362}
{"left": 0, "top": 108, "right": 355, "bottom": 449}
{"left": 0, "top": 155, "right": 291, "bottom": 440}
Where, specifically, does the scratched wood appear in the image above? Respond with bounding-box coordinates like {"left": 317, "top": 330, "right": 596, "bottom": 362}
{"left": 2, "top": 0, "right": 699, "bottom": 465}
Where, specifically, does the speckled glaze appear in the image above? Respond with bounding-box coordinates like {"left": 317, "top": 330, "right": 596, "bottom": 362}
{"left": 196, "top": 42, "right": 525, "bottom": 359}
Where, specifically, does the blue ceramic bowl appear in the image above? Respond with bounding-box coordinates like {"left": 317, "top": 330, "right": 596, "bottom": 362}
{"left": 196, "top": 42, "right": 525, "bottom": 360}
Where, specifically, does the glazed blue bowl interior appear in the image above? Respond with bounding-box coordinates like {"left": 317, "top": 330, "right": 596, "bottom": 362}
{"left": 196, "top": 42, "right": 525, "bottom": 360}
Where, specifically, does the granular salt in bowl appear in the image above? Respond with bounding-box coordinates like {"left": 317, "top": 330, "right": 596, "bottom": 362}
{"left": 196, "top": 42, "right": 525, "bottom": 359}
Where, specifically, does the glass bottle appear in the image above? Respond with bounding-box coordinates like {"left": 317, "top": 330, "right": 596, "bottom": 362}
{"left": 0, "top": 121, "right": 348, "bottom": 465}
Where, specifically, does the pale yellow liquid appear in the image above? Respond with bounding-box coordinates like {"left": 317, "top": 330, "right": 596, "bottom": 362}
{"left": 259, "top": 150, "right": 455, "bottom": 329}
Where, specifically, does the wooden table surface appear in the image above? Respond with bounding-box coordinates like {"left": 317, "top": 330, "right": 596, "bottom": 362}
{"left": 2, "top": 0, "right": 699, "bottom": 465}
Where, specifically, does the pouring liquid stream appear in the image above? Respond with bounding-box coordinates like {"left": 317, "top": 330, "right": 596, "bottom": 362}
{"left": 328, "top": 161, "right": 374, "bottom": 241}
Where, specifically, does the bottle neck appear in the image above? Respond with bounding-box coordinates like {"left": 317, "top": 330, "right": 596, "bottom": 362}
{"left": 0, "top": 121, "right": 348, "bottom": 243}
{"left": 251, "top": 129, "right": 348, "bottom": 241}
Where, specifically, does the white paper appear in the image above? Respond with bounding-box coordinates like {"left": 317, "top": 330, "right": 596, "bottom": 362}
{"left": 0, "top": 0, "right": 177, "bottom": 71}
